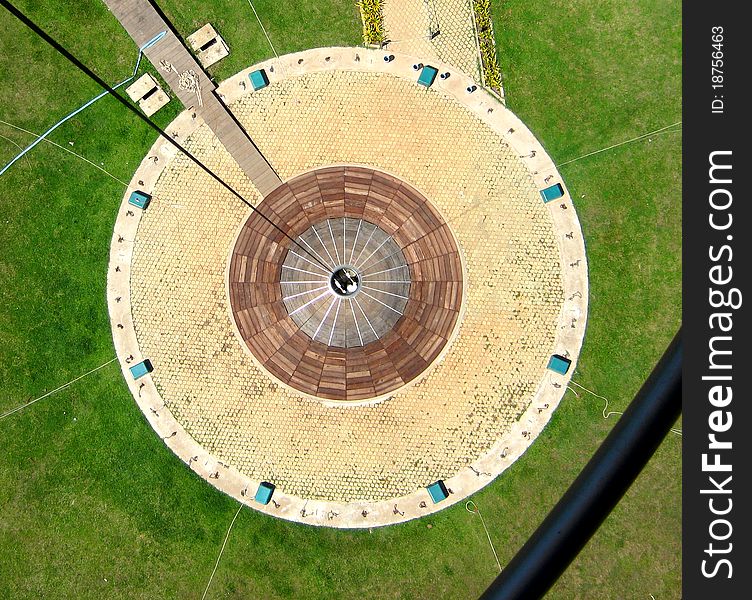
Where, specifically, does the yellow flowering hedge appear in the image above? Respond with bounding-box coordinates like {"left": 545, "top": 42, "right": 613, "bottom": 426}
{"left": 473, "top": 0, "right": 503, "bottom": 93}
{"left": 359, "top": 0, "right": 385, "bottom": 46}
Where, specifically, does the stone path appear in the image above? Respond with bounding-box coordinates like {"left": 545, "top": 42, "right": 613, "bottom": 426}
{"left": 382, "top": 0, "right": 483, "bottom": 84}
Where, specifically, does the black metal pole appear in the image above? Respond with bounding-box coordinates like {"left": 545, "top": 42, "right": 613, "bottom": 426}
{"left": 0, "top": 0, "right": 331, "bottom": 274}
{"left": 480, "top": 329, "right": 682, "bottom": 600}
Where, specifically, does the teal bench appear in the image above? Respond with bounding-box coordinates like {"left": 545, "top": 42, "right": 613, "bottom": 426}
{"left": 540, "top": 183, "right": 564, "bottom": 203}
{"left": 129, "top": 359, "right": 153, "bottom": 380}
{"left": 417, "top": 65, "right": 439, "bottom": 88}
{"left": 426, "top": 480, "right": 449, "bottom": 504}
{"left": 249, "top": 69, "right": 269, "bottom": 91}
{"left": 128, "top": 190, "right": 152, "bottom": 210}
{"left": 255, "top": 481, "right": 275, "bottom": 505}
{"left": 547, "top": 354, "right": 572, "bottom": 375}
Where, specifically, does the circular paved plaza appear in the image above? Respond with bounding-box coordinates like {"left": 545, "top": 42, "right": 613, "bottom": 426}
{"left": 108, "top": 48, "right": 588, "bottom": 527}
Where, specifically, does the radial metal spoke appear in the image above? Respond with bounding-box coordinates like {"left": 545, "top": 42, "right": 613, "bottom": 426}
{"left": 353, "top": 297, "right": 379, "bottom": 338}
{"left": 282, "top": 285, "right": 329, "bottom": 302}
{"left": 313, "top": 296, "right": 338, "bottom": 341}
{"left": 360, "top": 280, "right": 410, "bottom": 284}
{"left": 288, "top": 290, "right": 331, "bottom": 317}
{"left": 360, "top": 291, "right": 404, "bottom": 315}
{"left": 351, "top": 224, "right": 376, "bottom": 267}
{"left": 312, "top": 226, "right": 337, "bottom": 268}
{"left": 349, "top": 219, "right": 363, "bottom": 264}
{"left": 362, "top": 265, "right": 409, "bottom": 278}
{"left": 359, "top": 247, "right": 404, "bottom": 274}
{"left": 328, "top": 298, "right": 342, "bottom": 346}
{"left": 362, "top": 286, "right": 409, "bottom": 300}
{"left": 299, "top": 236, "right": 334, "bottom": 271}
{"left": 356, "top": 235, "right": 392, "bottom": 270}
{"left": 344, "top": 218, "right": 349, "bottom": 266}
{"left": 282, "top": 265, "right": 332, "bottom": 278}
{"left": 288, "top": 250, "right": 331, "bottom": 274}
{"left": 348, "top": 299, "right": 364, "bottom": 346}
{"left": 328, "top": 219, "right": 342, "bottom": 265}
{"left": 281, "top": 280, "right": 329, "bottom": 284}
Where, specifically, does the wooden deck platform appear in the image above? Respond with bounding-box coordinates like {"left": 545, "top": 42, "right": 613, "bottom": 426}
{"left": 103, "top": 0, "right": 281, "bottom": 196}
{"left": 229, "top": 166, "right": 463, "bottom": 402}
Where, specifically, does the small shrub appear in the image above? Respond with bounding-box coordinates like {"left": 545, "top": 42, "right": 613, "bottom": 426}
{"left": 359, "top": 0, "right": 385, "bottom": 46}
{"left": 473, "top": 0, "right": 503, "bottom": 94}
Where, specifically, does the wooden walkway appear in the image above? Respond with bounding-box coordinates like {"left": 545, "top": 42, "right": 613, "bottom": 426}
{"left": 103, "top": 0, "right": 281, "bottom": 196}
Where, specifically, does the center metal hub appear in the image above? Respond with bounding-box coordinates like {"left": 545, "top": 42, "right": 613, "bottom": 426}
{"left": 330, "top": 266, "right": 360, "bottom": 297}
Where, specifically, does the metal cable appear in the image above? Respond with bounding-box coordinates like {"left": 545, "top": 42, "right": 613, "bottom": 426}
{"left": 0, "top": 0, "right": 330, "bottom": 272}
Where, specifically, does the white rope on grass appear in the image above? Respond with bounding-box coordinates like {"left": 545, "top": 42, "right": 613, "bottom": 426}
{"left": 569, "top": 380, "right": 682, "bottom": 436}
{"left": 570, "top": 380, "right": 621, "bottom": 419}
{"left": 0, "top": 31, "right": 165, "bottom": 177}
{"left": 0, "top": 119, "right": 129, "bottom": 186}
{"left": 245, "top": 0, "right": 279, "bottom": 59}
{"left": 0, "top": 357, "right": 118, "bottom": 421}
{"left": 0, "top": 132, "right": 32, "bottom": 168}
{"left": 201, "top": 503, "right": 244, "bottom": 600}
{"left": 556, "top": 121, "right": 682, "bottom": 167}
{"left": 466, "top": 500, "right": 501, "bottom": 573}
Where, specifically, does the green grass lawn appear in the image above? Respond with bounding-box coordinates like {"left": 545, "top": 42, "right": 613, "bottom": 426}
{"left": 0, "top": 0, "right": 680, "bottom": 598}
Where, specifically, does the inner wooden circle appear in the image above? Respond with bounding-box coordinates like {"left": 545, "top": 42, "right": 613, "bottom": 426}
{"left": 228, "top": 166, "right": 464, "bottom": 402}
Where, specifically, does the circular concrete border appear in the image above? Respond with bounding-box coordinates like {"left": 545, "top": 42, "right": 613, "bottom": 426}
{"left": 107, "top": 47, "right": 588, "bottom": 528}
